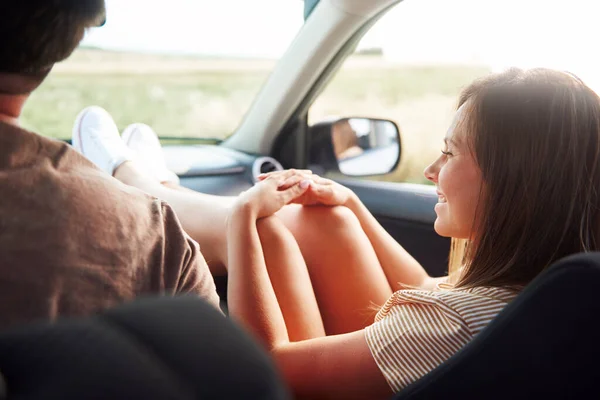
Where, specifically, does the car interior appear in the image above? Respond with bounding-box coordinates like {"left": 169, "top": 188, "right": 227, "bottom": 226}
{"left": 1, "top": 253, "right": 598, "bottom": 399}
{"left": 3, "top": 0, "right": 599, "bottom": 398}
{"left": 161, "top": 0, "right": 451, "bottom": 304}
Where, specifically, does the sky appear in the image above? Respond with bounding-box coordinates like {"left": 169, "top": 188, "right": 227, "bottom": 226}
{"left": 82, "top": 0, "right": 600, "bottom": 88}
{"left": 82, "top": 0, "right": 305, "bottom": 58}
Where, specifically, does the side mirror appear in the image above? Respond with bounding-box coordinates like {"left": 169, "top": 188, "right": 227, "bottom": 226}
{"left": 307, "top": 117, "right": 401, "bottom": 177}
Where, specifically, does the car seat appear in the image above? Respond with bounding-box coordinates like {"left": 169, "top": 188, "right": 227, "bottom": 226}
{"left": 393, "top": 252, "right": 600, "bottom": 399}
{"left": 0, "top": 295, "right": 289, "bottom": 400}
{"left": 1, "top": 252, "right": 598, "bottom": 399}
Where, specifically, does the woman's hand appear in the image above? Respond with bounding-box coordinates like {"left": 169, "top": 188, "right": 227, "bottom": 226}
{"left": 258, "top": 169, "right": 355, "bottom": 207}
{"left": 235, "top": 170, "right": 311, "bottom": 219}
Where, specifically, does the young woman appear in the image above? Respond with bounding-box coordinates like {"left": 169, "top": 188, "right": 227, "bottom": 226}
{"left": 74, "top": 67, "right": 600, "bottom": 398}
{"left": 225, "top": 67, "right": 600, "bottom": 398}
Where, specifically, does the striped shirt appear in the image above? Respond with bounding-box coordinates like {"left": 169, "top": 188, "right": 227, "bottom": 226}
{"left": 365, "top": 284, "right": 519, "bottom": 392}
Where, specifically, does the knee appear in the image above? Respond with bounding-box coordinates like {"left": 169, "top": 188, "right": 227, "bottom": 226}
{"left": 305, "top": 205, "right": 361, "bottom": 234}
{"left": 256, "top": 215, "right": 287, "bottom": 243}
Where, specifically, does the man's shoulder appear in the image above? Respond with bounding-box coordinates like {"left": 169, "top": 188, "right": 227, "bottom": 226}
{"left": 0, "top": 121, "right": 73, "bottom": 170}
{"left": 0, "top": 120, "right": 160, "bottom": 212}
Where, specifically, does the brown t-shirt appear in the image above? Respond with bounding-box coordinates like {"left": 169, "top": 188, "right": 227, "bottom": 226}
{"left": 0, "top": 121, "right": 220, "bottom": 330}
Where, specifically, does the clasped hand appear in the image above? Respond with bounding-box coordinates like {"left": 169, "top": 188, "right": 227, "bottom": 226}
{"left": 234, "top": 169, "right": 354, "bottom": 219}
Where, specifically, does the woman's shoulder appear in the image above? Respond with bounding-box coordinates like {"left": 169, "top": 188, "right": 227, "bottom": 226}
{"left": 366, "top": 285, "right": 520, "bottom": 392}
{"left": 386, "top": 283, "right": 518, "bottom": 305}
{"left": 375, "top": 285, "right": 519, "bottom": 331}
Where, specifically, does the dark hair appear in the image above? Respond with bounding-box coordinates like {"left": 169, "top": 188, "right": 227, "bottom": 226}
{"left": 454, "top": 68, "right": 600, "bottom": 289}
{"left": 0, "top": 1, "right": 105, "bottom": 75}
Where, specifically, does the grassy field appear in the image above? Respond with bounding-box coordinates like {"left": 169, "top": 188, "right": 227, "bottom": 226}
{"left": 310, "top": 61, "right": 490, "bottom": 183}
{"left": 22, "top": 50, "right": 274, "bottom": 142}
{"left": 22, "top": 48, "right": 491, "bottom": 184}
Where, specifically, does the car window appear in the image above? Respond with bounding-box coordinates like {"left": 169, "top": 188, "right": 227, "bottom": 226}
{"left": 22, "top": 0, "right": 304, "bottom": 142}
{"left": 309, "top": 0, "right": 599, "bottom": 184}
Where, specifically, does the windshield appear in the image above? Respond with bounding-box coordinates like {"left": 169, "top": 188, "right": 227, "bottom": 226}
{"left": 22, "top": 0, "right": 305, "bottom": 141}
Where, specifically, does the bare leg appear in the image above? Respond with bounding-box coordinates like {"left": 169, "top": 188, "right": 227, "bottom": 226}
{"left": 116, "top": 162, "right": 325, "bottom": 340}
{"left": 115, "top": 162, "right": 393, "bottom": 334}
{"left": 256, "top": 216, "right": 325, "bottom": 341}
{"left": 166, "top": 177, "right": 394, "bottom": 333}
{"left": 276, "top": 205, "right": 393, "bottom": 334}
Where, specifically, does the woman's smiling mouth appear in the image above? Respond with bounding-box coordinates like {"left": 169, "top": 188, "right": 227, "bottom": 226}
{"left": 436, "top": 191, "right": 447, "bottom": 203}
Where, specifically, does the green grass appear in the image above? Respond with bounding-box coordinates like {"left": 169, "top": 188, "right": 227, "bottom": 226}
{"left": 311, "top": 62, "right": 490, "bottom": 183}
{"left": 21, "top": 49, "right": 491, "bottom": 184}
{"left": 318, "top": 65, "right": 490, "bottom": 104}
{"left": 22, "top": 71, "right": 270, "bottom": 141}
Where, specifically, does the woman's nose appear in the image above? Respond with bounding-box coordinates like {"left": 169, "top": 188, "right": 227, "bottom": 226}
{"left": 424, "top": 161, "right": 438, "bottom": 184}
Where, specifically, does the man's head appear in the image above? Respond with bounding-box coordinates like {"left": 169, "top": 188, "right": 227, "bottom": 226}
{"left": 0, "top": 1, "right": 106, "bottom": 94}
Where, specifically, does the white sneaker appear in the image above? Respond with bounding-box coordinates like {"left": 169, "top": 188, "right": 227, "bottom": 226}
{"left": 121, "top": 123, "right": 180, "bottom": 185}
{"left": 72, "top": 106, "right": 134, "bottom": 176}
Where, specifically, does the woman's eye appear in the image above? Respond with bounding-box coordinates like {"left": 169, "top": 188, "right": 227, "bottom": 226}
{"left": 441, "top": 149, "right": 453, "bottom": 156}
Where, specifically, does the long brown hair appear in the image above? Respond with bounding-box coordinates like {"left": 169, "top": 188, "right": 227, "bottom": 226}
{"left": 451, "top": 68, "right": 600, "bottom": 289}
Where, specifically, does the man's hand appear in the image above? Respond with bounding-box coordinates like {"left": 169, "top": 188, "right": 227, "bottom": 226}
{"left": 258, "top": 169, "right": 354, "bottom": 207}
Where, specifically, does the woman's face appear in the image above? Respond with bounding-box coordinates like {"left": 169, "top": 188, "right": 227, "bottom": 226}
{"left": 424, "top": 104, "right": 483, "bottom": 239}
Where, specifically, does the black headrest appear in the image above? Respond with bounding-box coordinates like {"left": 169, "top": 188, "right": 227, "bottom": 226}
{"left": 0, "top": 295, "right": 289, "bottom": 400}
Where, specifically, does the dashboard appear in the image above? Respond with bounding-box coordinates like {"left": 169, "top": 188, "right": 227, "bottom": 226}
{"left": 163, "top": 145, "right": 282, "bottom": 196}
